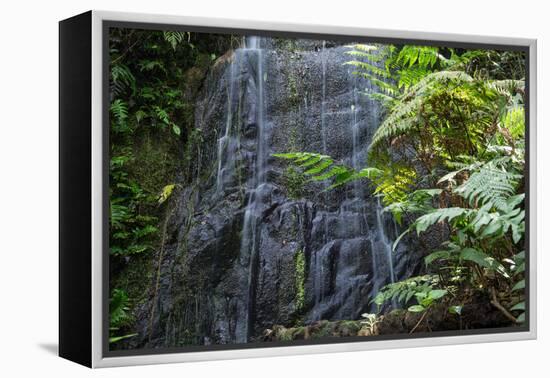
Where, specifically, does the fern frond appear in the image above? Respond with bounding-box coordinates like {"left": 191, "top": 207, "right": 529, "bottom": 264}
{"left": 370, "top": 71, "right": 475, "bottom": 149}
{"left": 163, "top": 31, "right": 186, "bottom": 50}
{"left": 111, "top": 63, "right": 136, "bottom": 97}
{"left": 345, "top": 60, "right": 392, "bottom": 78}
{"left": 488, "top": 79, "right": 525, "bottom": 95}
{"left": 396, "top": 46, "right": 440, "bottom": 69}
{"left": 273, "top": 152, "right": 337, "bottom": 180}
{"left": 414, "top": 207, "right": 472, "bottom": 234}
{"left": 346, "top": 44, "right": 378, "bottom": 52}
{"left": 274, "top": 152, "right": 379, "bottom": 191}
{"left": 110, "top": 99, "right": 129, "bottom": 132}
{"left": 455, "top": 163, "right": 520, "bottom": 211}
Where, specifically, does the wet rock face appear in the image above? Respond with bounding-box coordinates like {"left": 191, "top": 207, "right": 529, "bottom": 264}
{"left": 133, "top": 37, "right": 427, "bottom": 349}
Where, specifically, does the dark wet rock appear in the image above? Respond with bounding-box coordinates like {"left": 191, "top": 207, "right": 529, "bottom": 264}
{"left": 127, "top": 37, "right": 437, "bottom": 349}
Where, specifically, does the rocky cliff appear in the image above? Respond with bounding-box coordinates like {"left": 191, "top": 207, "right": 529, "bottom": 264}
{"left": 129, "top": 36, "right": 428, "bottom": 348}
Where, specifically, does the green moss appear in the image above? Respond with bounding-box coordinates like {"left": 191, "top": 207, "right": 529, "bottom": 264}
{"left": 276, "top": 327, "right": 295, "bottom": 341}
{"left": 294, "top": 249, "right": 306, "bottom": 311}
{"left": 288, "top": 72, "right": 300, "bottom": 108}
{"left": 311, "top": 320, "right": 333, "bottom": 339}
{"left": 111, "top": 252, "right": 155, "bottom": 309}
{"left": 131, "top": 133, "right": 179, "bottom": 194}
{"left": 273, "top": 37, "right": 298, "bottom": 51}
{"left": 338, "top": 320, "right": 361, "bottom": 335}
{"left": 282, "top": 167, "right": 306, "bottom": 199}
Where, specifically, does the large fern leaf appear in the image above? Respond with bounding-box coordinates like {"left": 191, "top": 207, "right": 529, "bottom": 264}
{"left": 370, "top": 71, "right": 475, "bottom": 149}
{"left": 455, "top": 163, "right": 521, "bottom": 211}
{"left": 273, "top": 152, "right": 382, "bottom": 191}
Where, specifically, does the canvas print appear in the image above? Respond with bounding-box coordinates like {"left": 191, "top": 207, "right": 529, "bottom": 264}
{"left": 107, "top": 26, "right": 527, "bottom": 352}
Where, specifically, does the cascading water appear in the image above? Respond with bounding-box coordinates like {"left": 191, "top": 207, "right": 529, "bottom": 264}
{"left": 320, "top": 40, "right": 328, "bottom": 154}
{"left": 215, "top": 51, "right": 238, "bottom": 195}
{"left": 307, "top": 46, "right": 398, "bottom": 320}
{"left": 311, "top": 39, "right": 332, "bottom": 320}
{"left": 235, "top": 36, "right": 268, "bottom": 343}
{"left": 374, "top": 198, "right": 396, "bottom": 284}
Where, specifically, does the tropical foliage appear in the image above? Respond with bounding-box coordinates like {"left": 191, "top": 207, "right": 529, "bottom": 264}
{"left": 108, "top": 28, "right": 235, "bottom": 344}
{"left": 109, "top": 289, "right": 137, "bottom": 344}
{"left": 276, "top": 43, "right": 527, "bottom": 329}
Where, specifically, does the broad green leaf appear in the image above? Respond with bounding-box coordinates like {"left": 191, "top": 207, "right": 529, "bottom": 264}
{"left": 424, "top": 250, "right": 451, "bottom": 265}
{"left": 510, "top": 302, "right": 525, "bottom": 311}
{"left": 516, "top": 312, "right": 525, "bottom": 323}
{"left": 449, "top": 305, "right": 463, "bottom": 315}
{"left": 460, "top": 248, "right": 505, "bottom": 273}
{"left": 374, "top": 293, "right": 385, "bottom": 306}
{"left": 429, "top": 289, "right": 447, "bottom": 300}
{"left": 512, "top": 279, "right": 525, "bottom": 292}
{"left": 172, "top": 124, "right": 181, "bottom": 136}
{"left": 408, "top": 305, "right": 425, "bottom": 313}
{"left": 514, "top": 262, "right": 525, "bottom": 275}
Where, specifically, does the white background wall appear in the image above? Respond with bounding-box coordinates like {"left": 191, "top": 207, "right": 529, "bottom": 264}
{"left": 0, "top": 0, "right": 547, "bottom": 376}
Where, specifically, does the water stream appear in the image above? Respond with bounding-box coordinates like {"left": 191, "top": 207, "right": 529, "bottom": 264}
{"left": 235, "top": 36, "right": 268, "bottom": 342}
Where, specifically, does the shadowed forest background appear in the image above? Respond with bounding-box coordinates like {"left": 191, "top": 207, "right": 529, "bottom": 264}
{"left": 107, "top": 27, "right": 526, "bottom": 350}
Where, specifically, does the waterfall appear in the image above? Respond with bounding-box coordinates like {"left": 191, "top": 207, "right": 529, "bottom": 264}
{"left": 146, "top": 37, "right": 419, "bottom": 347}
{"left": 235, "top": 35, "right": 268, "bottom": 343}
{"left": 215, "top": 52, "right": 238, "bottom": 195}
{"left": 350, "top": 75, "right": 362, "bottom": 198}
{"left": 311, "top": 40, "right": 331, "bottom": 315}
{"left": 375, "top": 198, "right": 395, "bottom": 282}
{"left": 320, "top": 40, "right": 328, "bottom": 154}
{"left": 365, "top": 53, "right": 396, "bottom": 309}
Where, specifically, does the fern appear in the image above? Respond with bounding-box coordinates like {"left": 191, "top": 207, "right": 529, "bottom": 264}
{"left": 109, "top": 289, "right": 137, "bottom": 344}
{"left": 274, "top": 152, "right": 383, "bottom": 190}
{"left": 163, "top": 31, "right": 187, "bottom": 50}
{"left": 274, "top": 152, "right": 417, "bottom": 206}
{"left": 383, "top": 188, "right": 441, "bottom": 225}
{"left": 111, "top": 63, "right": 136, "bottom": 97}
{"left": 110, "top": 99, "right": 129, "bottom": 133}
{"left": 455, "top": 163, "right": 521, "bottom": 211}
{"left": 488, "top": 79, "right": 525, "bottom": 96}
{"left": 372, "top": 275, "right": 447, "bottom": 313}
{"left": 274, "top": 152, "right": 360, "bottom": 188}
{"left": 396, "top": 45, "right": 441, "bottom": 69}
{"left": 110, "top": 289, "right": 131, "bottom": 327}
{"left": 394, "top": 151, "right": 525, "bottom": 251}
{"left": 370, "top": 71, "right": 474, "bottom": 149}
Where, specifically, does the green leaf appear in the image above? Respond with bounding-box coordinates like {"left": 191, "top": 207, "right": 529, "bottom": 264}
{"left": 512, "top": 279, "right": 525, "bottom": 292}
{"left": 514, "top": 262, "right": 525, "bottom": 275}
{"left": 429, "top": 289, "right": 447, "bottom": 300}
{"left": 373, "top": 293, "right": 385, "bottom": 306}
{"left": 449, "top": 305, "right": 463, "bottom": 315}
{"left": 415, "top": 207, "right": 469, "bottom": 234}
{"left": 510, "top": 302, "right": 525, "bottom": 311}
{"left": 172, "top": 124, "right": 181, "bottom": 136}
{"left": 304, "top": 159, "right": 333, "bottom": 175}
{"left": 311, "top": 166, "right": 348, "bottom": 181}
{"left": 109, "top": 333, "right": 138, "bottom": 344}
{"left": 158, "top": 184, "right": 176, "bottom": 204}
{"left": 424, "top": 250, "right": 451, "bottom": 265}
{"left": 392, "top": 229, "right": 410, "bottom": 251}
{"left": 460, "top": 248, "right": 505, "bottom": 274}
{"left": 408, "top": 305, "right": 426, "bottom": 313}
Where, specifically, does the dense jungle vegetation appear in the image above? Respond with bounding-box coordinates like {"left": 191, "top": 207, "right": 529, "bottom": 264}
{"left": 108, "top": 28, "right": 527, "bottom": 346}
{"left": 277, "top": 44, "right": 527, "bottom": 329}
{"left": 108, "top": 29, "right": 238, "bottom": 344}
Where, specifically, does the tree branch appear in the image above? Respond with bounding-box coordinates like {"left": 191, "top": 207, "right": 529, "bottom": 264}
{"left": 490, "top": 287, "right": 517, "bottom": 323}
